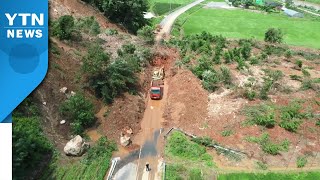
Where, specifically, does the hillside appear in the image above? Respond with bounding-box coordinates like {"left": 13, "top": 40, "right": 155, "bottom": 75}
{"left": 12, "top": 0, "right": 320, "bottom": 180}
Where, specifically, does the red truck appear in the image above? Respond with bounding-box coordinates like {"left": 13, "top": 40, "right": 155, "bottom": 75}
{"left": 150, "top": 80, "right": 164, "bottom": 100}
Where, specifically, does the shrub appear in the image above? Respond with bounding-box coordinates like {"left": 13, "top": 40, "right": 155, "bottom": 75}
{"left": 189, "top": 169, "right": 204, "bottom": 180}
{"left": 256, "top": 161, "right": 268, "bottom": 170}
{"left": 60, "top": 94, "right": 95, "bottom": 134}
{"left": 236, "top": 58, "right": 247, "bottom": 70}
{"left": 224, "top": 50, "right": 234, "bottom": 64}
{"left": 279, "top": 102, "right": 303, "bottom": 132}
{"left": 202, "top": 70, "right": 220, "bottom": 92}
{"left": 264, "top": 28, "right": 283, "bottom": 43}
{"left": 82, "top": 44, "right": 110, "bottom": 75}
{"left": 52, "top": 15, "right": 75, "bottom": 40}
{"left": 221, "top": 130, "right": 233, "bottom": 137}
{"left": 220, "top": 66, "right": 232, "bottom": 86}
{"left": 295, "top": 59, "right": 303, "bottom": 68}
{"left": 76, "top": 16, "right": 100, "bottom": 35}
{"left": 137, "top": 25, "right": 155, "bottom": 44}
{"left": 297, "top": 156, "right": 308, "bottom": 168}
{"left": 244, "top": 104, "right": 276, "bottom": 128}
{"left": 105, "top": 28, "right": 118, "bottom": 35}
{"left": 290, "top": 75, "right": 303, "bottom": 81}
{"left": 249, "top": 56, "right": 260, "bottom": 65}
{"left": 240, "top": 42, "right": 252, "bottom": 60}
{"left": 302, "top": 68, "right": 311, "bottom": 77}
{"left": 244, "top": 89, "right": 256, "bottom": 101}
{"left": 316, "top": 120, "right": 320, "bottom": 126}
{"left": 285, "top": 50, "right": 293, "bottom": 59}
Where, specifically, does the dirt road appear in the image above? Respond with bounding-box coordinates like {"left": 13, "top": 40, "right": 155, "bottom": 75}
{"left": 157, "top": 0, "right": 205, "bottom": 40}
{"left": 112, "top": 80, "right": 168, "bottom": 180}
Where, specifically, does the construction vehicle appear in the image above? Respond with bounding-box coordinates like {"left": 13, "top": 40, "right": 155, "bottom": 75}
{"left": 152, "top": 66, "right": 164, "bottom": 80}
{"left": 150, "top": 79, "right": 164, "bottom": 100}
{"left": 150, "top": 67, "right": 164, "bottom": 100}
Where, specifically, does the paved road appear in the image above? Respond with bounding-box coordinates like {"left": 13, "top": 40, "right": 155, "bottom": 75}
{"left": 157, "top": 0, "right": 205, "bottom": 40}
{"left": 293, "top": 0, "right": 320, "bottom": 10}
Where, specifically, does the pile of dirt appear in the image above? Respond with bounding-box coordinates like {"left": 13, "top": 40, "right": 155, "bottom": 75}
{"left": 102, "top": 93, "right": 146, "bottom": 141}
{"left": 163, "top": 69, "right": 209, "bottom": 133}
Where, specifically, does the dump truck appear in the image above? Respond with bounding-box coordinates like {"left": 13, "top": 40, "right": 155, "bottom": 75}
{"left": 150, "top": 67, "right": 164, "bottom": 100}
{"left": 150, "top": 79, "right": 164, "bottom": 100}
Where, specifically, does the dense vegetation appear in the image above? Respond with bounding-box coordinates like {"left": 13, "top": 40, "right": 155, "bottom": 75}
{"left": 82, "top": 43, "right": 152, "bottom": 103}
{"left": 165, "top": 131, "right": 215, "bottom": 179}
{"left": 81, "top": 0, "right": 149, "bottom": 33}
{"left": 42, "top": 137, "right": 116, "bottom": 180}
{"left": 13, "top": 97, "right": 53, "bottom": 179}
{"left": 60, "top": 94, "right": 96, "bottom": 134}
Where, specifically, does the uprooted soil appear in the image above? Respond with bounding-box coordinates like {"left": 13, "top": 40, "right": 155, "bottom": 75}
{"left": 163, "top": 47, "right": 320, "bottom": 169}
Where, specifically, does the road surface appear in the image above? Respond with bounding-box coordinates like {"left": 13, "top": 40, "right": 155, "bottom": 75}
{"left": 157, "top": 0, "right": 205, "bottom": 40}
{"left": 293, "top": 0, "right": 320, "bottom": 10}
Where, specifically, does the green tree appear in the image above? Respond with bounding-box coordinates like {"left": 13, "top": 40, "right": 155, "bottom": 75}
{"left": 264, "top": 28, "right": 283, "bottom": 43}
{"left": 138, "top": 25, "right": 155, "bottom": 44}
{"left": 52, "top": 15, "right": 75, "bottom": 40}
{"left": 60, "top": 94, "right": 95, "bottom": 134}
{"left": 82, "top": 44, "right": 110, "bottom": 75}
{"left": 101, "top": 0, "right": 149, "bottom": 33}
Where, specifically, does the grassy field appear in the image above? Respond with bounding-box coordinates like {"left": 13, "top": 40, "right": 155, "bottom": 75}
{"left": 218, "top": 171, "right": 320, "bottom": 180}
{"left": 178, "top": 8, "right": 320, "bottom": 49}
{"left": 149, "top": 0, "right": 194, "bottom": 15}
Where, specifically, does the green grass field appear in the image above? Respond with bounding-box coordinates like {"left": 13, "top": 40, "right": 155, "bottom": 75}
{"left": 179, "top": 9, "right": 320, "bottom": 49}
{"left": 149, "top": 0, "right": 194, "bottom": 15}
{"left": 218, "top": 171, "right": 320, "bottom": 180}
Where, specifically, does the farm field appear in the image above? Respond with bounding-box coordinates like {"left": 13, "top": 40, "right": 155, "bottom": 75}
{"left": 179, "top": 8, "right": 320, "bottom": 49}
{"left": 218, "top": 171, "right": 320, "bottom": 180}
{"left": 149, "top": 0, "right": 194, "bottom": 15}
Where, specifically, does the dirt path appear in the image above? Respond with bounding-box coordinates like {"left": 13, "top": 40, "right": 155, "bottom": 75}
{"left": 156, "top": 0, "right": 205, "bottom": 40}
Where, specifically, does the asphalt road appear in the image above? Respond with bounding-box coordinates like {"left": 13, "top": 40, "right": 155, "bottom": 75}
{"left": 157, "top": 0, "right": 205, "bottom": 40}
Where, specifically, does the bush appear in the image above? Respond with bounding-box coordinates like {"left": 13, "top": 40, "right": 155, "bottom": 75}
{"left": 279, "top": 102, "right": 303, "bottom": 132}
{"left": 285, "top": 50, "right": 293, "bottom": 59}
{"left": 240, "top": 42, "right": 252, "bottom": 60}
{"left": 295, "top": 59, "right": 303, "bottom": 68}
{"left": 246, "top": 133, "right": 290, "bottom": 155}
{"left": 82, "top": 43, "right": 110, "bottom": 75}
{"left": 244, "top": 89, "right": 256, "bottom": 101}
{"left": 220, "top": 66, "right": 232, "bottom": 86}
{"left": 137, "top": 25, "right": 155, "bottom": 44}
{"left": 76, "top": 16, "right": 100, "bottom": 35}
{"left": 52, "top": 15, "right": 75, "bottom": 40}
{"left": 256, "top": 161, "right": 268, "bottom": 170}
{"left": 264, "top": 28, "right": 283, "bottom": 43}
{"left": 105, "top": 28, "right": 118, "bottom": 35}
{"left": 244, "top": 104, "right": 276, "bottom": 128}
{"left": 297, "top": 156, "right": 308, "bottom": 168}
{"left": 221, "top": 130, "right": 233, "bottom": 137}
{"left": 302, "top": 68, "right": 310, "bottom": 77}
{"left": 60, "top": 94, "right": 95, "bottom": 134}
{"left": 202, "top": 70, "right": 220, "bottom": 92}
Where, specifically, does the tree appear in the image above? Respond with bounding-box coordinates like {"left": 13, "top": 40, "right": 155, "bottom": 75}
{"left": 82, "top": 44, "right": 110, "bottom": 75}
{"left": 101, "top": 0, "right": 149, "bottom": 33}
{"left": 52, "top": 15, "right": 75, "bottom": 40}
{"left": 138, "top": 25, "right": 155, "bottom": 44}
{"left": 60, "top": 94, "right": 95, "bottom": 134}
{"left": 264, "top": 28, "right": 283, "bottom": 43}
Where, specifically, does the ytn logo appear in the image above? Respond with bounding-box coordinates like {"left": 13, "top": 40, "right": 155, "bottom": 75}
{"left": 4, "top": 13, "right": 44, "bottom": 38}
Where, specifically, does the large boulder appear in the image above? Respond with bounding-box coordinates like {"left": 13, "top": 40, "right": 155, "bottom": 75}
{"left": 120, "top": 133, "right": 131, "bottom": 147}
{"left": 64, "top": 135, "right": 89, "bottom": 156}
